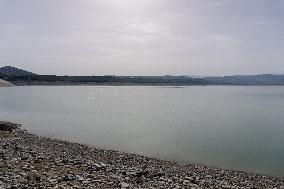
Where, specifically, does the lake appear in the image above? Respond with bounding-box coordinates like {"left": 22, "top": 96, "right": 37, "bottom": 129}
{"left": 0, "top": 86, "right": 284, "bottom": 177}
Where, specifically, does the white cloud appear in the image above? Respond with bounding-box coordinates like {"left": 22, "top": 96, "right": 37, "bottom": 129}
{"left": 207, "top": 34, "right": 240, "bottom": 48}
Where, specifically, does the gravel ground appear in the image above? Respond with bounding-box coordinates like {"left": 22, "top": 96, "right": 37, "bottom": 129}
{"left": 0, "top": 122, "right": 283, "bottom": 189}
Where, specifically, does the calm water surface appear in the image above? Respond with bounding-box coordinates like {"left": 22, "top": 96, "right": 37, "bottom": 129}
{"left": 0, "top": 86, "right": 284, "bottom": 177}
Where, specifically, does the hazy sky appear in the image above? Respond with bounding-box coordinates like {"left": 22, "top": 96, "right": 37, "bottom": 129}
{"left": 0, "top": 0, "right": 284, "bottom": 76}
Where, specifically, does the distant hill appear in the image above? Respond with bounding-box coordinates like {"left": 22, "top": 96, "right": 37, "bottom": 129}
{"left": 1, "top": 66, "right": 284, "bottom": 86}
{"left": 0, "top": 66, "right": 36, "bottom": 76}
{"left": 204, "top": 74, "right": 284, "bottom": 85}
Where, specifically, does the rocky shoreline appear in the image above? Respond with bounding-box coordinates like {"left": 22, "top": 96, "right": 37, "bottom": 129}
{"left": 1, "top": 122, "right": 283, "bottom": 189}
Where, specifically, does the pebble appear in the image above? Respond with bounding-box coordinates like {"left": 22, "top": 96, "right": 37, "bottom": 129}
{"left": 0, "top": 121, "right": 283, "bottom": 189}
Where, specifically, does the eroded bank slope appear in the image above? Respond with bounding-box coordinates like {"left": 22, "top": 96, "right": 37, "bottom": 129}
{"left": 0, "top": 79, "right": 13, "bottom": 87}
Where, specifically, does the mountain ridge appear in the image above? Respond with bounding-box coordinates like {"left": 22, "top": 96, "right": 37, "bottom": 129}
{"left": 1, "top": 66, "right": 284, "bottom": 86}
{"left": 0, "top": 66, "right": 35, "bottom": 76}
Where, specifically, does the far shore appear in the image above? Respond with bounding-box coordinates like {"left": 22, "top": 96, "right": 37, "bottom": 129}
{"left": 2, "top": 80, "right": 208, "bottom": 86}
{"left": 0, "top": 121, "right": 283, "bottom": 188}
{"left": 4, "top": 81, "right": 284, "bottom": 87}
